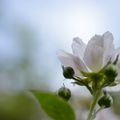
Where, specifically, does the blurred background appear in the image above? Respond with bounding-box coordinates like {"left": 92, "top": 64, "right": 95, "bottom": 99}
{"left": 0, "top": 0, "right": 120, "bottom": 120}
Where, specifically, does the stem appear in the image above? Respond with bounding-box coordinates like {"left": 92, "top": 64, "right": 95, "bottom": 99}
{"left": 72, "top": 77, "right": 93, "bottom": 94}
{"left": 86, "top": 85, "right": 93, "bottom": 95}
{"left": 87, "top": 90, "right": 101, "bottom": 120}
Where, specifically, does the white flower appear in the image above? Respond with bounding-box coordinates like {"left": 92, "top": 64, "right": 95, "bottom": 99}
{"left": 57, "top": 31, "right": 120, "bottom": 81}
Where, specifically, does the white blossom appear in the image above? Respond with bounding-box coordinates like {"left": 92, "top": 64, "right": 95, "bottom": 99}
{"left": 57, "top": 31, "right": 120, "bottom": 81}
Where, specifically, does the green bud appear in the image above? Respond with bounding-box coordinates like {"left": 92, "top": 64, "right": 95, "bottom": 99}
{"left": 58, "top": 86, "right": 71, "bottom": 101}
{"left": 62, "top": 66, "right": 74, "bottom": 79}
{"left": 104, "top": 64, "right": 118, "bottom": 82}
{"left": 98, "top": 94, "right": 113, "bottom": 108}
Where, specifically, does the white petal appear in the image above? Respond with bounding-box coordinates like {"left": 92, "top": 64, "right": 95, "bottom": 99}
{"left": 57, "top": 50, "right": 89, "bottom": 76}
{"left": 89, "top": 34, "right": 104, "bottom": 48}
{"left": 103, "top": 31, "right": 114, "bottom": 51}
{"left": 105, "top": 84, "right": 120, "bottom": 92}
{"left": 72, "top": 37, "right": 86, "bottom": 59}
{"left": 103, "top": 31, "right": 115, "bottom": 64}
{"left": 83, "top": 43, "right": 104, "bottom": 71}
{"left": 89, "top": 31, "right": 114, "bottom": 51}
{"left": 87, "top": 32, "right": 115, "bottom": 65}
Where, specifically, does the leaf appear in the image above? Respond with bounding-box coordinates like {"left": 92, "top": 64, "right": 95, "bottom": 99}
{"left": 32, "top": 91, "right": 75, "bottom": 120}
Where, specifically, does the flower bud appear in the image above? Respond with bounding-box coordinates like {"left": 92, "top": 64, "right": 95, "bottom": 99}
{"left": 98, "top": 94, "right": 113, "bottom": 108}
{"left": 58, "top": 86, "right": 71, "bottom": 101}
{"left": 62, "top": 66, "right": 74, "bottom": 79}
{"left": 104, "top": 64, "right": 118, "bottom": 82}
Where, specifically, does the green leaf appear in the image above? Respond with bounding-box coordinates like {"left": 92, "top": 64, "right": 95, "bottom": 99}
{"left": 32, "top": 91, "right": 75, "bottom": 120}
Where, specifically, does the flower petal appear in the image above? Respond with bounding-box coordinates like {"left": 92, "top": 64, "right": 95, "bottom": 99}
{"left": 72, "top": 37, "right": 86, "bottom": 59}
{"left": 83, "top": 31, "right": 115, "bottom": 71}
{"left": 102, "top": 31, "right": 115, "bottom": 64}
{"left": 105, "top": 84, "right": 120, "bottom": 92}
{"left": 83, "top": 42, "right": 104, "bottom": 71}
{"left": 57, "top": 50, "right": 89, "bottom": 76}
{"left": 88, "top": 34, "right": 104, "bottom": 48}
{"left": 103, "top": 31, "right": 114, "bottom": 51}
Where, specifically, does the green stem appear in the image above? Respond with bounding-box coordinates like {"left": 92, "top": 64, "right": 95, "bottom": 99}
{"left": 86, "top": 85, "right": 93, "bottom": 95}
{"left": 72, "top": 77, "right": 93, "bottom": 94}
{"left": 87, "top": 90, "right": 101, "bottom": 120}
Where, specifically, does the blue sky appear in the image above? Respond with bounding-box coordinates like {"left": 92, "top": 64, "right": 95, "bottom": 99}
{"left": 0, "top": 0, "right": 120, "bottom": 91}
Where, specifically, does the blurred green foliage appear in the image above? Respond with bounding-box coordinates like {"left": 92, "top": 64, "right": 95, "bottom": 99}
{"left": 0, "top": 92, "right": 47, "bottom": 120}
{"left": 32, "top": 91, "right": 75, "bottom": 120}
